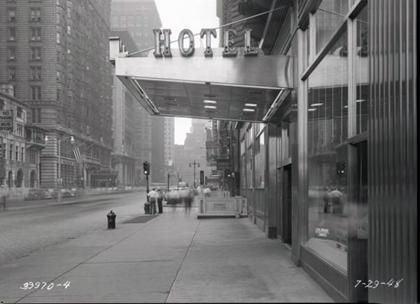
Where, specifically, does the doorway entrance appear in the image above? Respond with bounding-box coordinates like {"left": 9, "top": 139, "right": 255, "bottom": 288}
{"left": 282, "top": 165, "right": 292, "bottom": 245}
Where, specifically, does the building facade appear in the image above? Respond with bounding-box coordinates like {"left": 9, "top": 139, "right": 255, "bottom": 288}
{"left": 111, "top": 0, "right": 175, "bottom": 184}
{"left": 111, "top": 0, "right": 162, "bottom": 51}
{"left": 0, "top": 0, "right": 114, "bottom": 189}
{"left": 219, "top": 0, "right": 417, "bottom": 303}
{"left": 0, "top": 91, "right": 45, "bottom": 198}
{"left": 111, "top": 31, "right": 142, "bottom": 187}
{"left": 173, "top": 120, "right": 213, "bottom": 187}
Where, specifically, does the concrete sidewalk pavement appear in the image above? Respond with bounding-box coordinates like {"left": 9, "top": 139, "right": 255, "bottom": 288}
{"left": 0, "top": 207, "right": 332, "bottom": 303}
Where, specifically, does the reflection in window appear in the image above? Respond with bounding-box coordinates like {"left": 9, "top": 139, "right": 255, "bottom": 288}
{"left": 8, "top": 47, "right": 16, "bottom": 60}
{"left": 30, "top": 8, "right": 41, "bottom": 22}
{"left": 240, "top": 153, "right": 246, "bottom": 189}
{"left": 254, "top": 131, "right": 265, "bottom": 188}
{"left": 8, "top": 27, "right": 16, "bottom": 41}
{"left": 306, "top": 28, "right": 349, "bottom": 272}
{"left": 8, "top": 9, "right": 16, "bottom": 22}
{"left": 247, "top": 146, "right": 253, "bottom": 189}
{"left": 316, "top": 0, "right": 349, "bottom": 54}
{"left": 8, "top": 67, "right": 16, "bottom": 81}
{"left": 355, "top": 6, "right": 368, "bottom": 134}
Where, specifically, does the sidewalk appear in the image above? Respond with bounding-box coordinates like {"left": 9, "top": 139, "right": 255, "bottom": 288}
{"left": 0, "top": 207, "right": 333, "bottom": 303}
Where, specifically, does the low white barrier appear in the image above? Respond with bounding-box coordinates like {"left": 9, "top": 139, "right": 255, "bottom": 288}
{"left": 200, "top": 195, "right": 248, "bottom": 216}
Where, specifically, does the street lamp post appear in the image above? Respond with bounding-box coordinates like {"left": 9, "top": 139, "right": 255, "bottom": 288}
{"left": 188, "top": 160, "right": 200, "bottom": 188}
{"left": 177, "top": 172, "right": 180, "bottom": 190}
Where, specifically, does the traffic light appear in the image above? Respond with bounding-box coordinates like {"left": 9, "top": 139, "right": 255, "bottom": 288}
{"left": 143, "top": 161, "right": 150, "bottom": 176}
{"left": 199, "top": 170, "right": 204, "bottom": 185}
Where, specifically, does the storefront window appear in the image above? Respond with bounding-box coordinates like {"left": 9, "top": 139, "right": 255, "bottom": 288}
{"left": 316, "top": 0, "right": 349, "bottom": 54}
{"left": 240, "top": 153, "right": 246, "bottom": 190}
{"left": 254, "top": 130, "right": 265, "bottom": 188}
{"left": 240, "top": 139, "right": 246, "bottom": 190}
{"left": 306, "top": 28, "right": 349, "bottom": 272}
{"left": 355, "top": 6, "right": 368, "bottom": 134}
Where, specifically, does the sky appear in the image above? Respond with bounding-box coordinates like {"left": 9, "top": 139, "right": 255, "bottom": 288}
{"left": 154, "top": 0, "right": 220, "bottom": 145}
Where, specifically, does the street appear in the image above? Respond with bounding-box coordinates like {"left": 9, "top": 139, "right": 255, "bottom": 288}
{"left": 0, "top": 191, "right": 147, "bottom": 266}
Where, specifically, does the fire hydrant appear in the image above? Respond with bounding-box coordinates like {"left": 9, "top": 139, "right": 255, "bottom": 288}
{"left": 107, "top": 210, "right": 116, "bottom": 229}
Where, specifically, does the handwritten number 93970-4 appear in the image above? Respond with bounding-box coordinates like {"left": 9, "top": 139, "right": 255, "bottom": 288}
{"left": 19, "top": 281, "right": 71, "bottom": 290}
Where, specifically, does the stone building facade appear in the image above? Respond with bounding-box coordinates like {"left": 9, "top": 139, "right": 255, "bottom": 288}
{"left": 0, "top": 91, "right": 45, "bottom": 198}
{"left": 0, "top": 0, "right": 114, "bottom": 189}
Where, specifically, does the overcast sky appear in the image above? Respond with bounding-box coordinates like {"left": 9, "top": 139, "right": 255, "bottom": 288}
{"left": 154, "top": 0, "right": 219, "bottom": 145}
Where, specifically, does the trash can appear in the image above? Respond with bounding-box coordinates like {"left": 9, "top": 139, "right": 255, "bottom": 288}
{"left": 107, "top": 210, "right": 116, "bottom": 229}
{"left": 144, "top": 202, "right": 150, "bottom": 214}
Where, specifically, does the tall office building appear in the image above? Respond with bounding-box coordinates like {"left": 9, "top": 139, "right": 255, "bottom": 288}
{"left": 111, "top": 30, "right": 144, "bottom": 186}
{"left": 111, "top": 0, "right": 175, "bottom": 183}
{"left": 0, "top": 0, "right": 114, "bottom": 189}
{"left": 173, "top": 119, "right": 213, "bottom": 187}
{"left": 111, "top": 0, "right": 161, "bottom": 51}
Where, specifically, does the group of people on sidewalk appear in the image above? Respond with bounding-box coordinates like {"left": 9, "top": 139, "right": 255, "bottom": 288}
{"left": 147, "top": 188, "right": 163, "bottom": 214}
{"left": 146, "top": 187, "right": 195, "bottom": 215}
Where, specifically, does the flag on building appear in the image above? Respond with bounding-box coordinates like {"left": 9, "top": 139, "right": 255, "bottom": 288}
{"left": 73, "top": 146, "right": 82, "bottom": 163}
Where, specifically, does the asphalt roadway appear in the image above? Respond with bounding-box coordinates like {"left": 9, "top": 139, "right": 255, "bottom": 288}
{"left": 0, "top": 191, "right": 147, "bottom": 266}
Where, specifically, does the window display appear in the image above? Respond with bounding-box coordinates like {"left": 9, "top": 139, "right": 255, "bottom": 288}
{"left": 355, "top": 6, "right": 368, "bottom": 134}
{"left": 306, "top": 28, "right": 349, "bottom": 272}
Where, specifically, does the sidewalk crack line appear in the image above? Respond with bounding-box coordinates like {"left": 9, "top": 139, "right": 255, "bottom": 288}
{"left": 165, "top": 220, "right": 200, "bottom": 303}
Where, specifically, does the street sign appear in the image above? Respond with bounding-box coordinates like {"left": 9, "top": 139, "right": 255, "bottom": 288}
{"left": 0, "top": 110, "right": 13, "bottom": 132}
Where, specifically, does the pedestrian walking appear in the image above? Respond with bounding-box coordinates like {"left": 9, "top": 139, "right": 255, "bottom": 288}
{"left": 322, "top": 186, "right": 330, "bottom": 213}
{"left": 184, "top": 189, "right": 193, "bottom": 216}
{"left": 328, "top": 187, "right": 344, "bottom": 214}
{"left": 157, "top": 188, "right": 163, "bottom": 214}
{"left": 147, "top": 188, "right": 159, "bottom": 214}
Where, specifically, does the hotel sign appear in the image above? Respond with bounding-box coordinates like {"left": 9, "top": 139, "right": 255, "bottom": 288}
{"left": 153, "top": 28, "right": 259, "bottom": 58}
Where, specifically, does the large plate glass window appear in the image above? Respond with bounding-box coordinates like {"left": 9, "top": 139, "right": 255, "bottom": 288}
{"left": 315, "top": 0, "right": 349, "bottom": 53}
{"left": 355, "top": 6, "right": 368, "bottom": 134}
{"left": 254, "top": 129, "right": 265, "bottom": 189}
{"left": 306, "top": 27, "right": 349, "bottom": 273}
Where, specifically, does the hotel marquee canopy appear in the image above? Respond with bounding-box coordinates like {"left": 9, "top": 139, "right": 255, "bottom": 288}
{"left": 110, "top": 38, "right": 294, "bottom": 123}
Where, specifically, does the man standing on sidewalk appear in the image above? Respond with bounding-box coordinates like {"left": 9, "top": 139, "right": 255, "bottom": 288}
{"left": 147, "top": 188, "right": 159, "bottom": 214}
{"left": 156, "top": 188, "right": 163, "bottom": 214}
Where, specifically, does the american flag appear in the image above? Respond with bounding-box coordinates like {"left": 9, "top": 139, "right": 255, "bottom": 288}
{"left": 73, "top": 146, "right": 82, "bottom": 163}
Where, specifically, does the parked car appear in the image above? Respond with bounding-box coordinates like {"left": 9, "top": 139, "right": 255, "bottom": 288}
{"left": 165, "top": 190, "right": 180, "bottom": 204}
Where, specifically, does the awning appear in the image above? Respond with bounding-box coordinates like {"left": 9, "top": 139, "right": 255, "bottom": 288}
{"left": 114, "top": 47, "right": 293, "bottom": 122}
